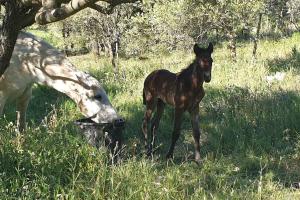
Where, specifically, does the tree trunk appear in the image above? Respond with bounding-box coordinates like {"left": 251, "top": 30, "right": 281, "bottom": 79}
{"left": 102, "top": 39, "right": 111, "bottom": 57}
{"left": 0, "top": 1, "right": 20, "bottom": 77}
{"left": 62, "top": 21, "right": 69, "bottom": 55}
{"left": 0, "top": 0, "right": 37, "bottom": 77}
{"left": 111, "top": 40, "right": 119, "bottom": 79}
{"left": 253, "top": 13, "right": 263, "bottom": 58}
{"left": 215, "top": 28, "right": 219, "bottom": 43}
{"left": 91, "top": 38, "right": 101, "bottom": 56}
{"left": 62, "top": 22, "right": 76, "bottom": 56}
{"left": 227, "top": 31, "right": 237, "bottom": 62}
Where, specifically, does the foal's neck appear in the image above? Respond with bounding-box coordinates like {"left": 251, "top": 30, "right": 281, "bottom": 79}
{"left": 191, "top": 61, "right": 204, "bottom": 87}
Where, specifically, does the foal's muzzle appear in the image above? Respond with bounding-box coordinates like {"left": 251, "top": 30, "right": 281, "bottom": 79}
{"left": 204, "top": 72, "right": 211, "bottom": 83}
{"left": 204, "top": 77, "right": 211, "bottom": 82}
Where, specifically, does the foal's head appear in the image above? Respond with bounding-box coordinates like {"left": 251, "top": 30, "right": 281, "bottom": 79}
{"left": 193, "top": 42, "right": 214, "bottom": 82}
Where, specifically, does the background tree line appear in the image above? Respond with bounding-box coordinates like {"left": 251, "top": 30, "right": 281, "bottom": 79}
{"left": 1, "top": 0, "right": 300, "bottom": 73}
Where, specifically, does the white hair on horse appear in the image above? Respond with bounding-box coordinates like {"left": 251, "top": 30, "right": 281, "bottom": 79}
{"left": 0, "top": 32, "right": 121, "bottom": 131}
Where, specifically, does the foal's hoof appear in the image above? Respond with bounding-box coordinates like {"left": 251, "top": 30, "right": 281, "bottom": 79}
{"left": 145, "top": 148, "right": 158, "bottom": 159}
{"left": 185, "top": 154, "right": 202, "bottom": 165}
{"left": 146, "top": 150, "right": 153, "bottom": 158}
{"left": 194, "top": 158, "right": 203, "bottom": 165}
{"left": 194, "top": 153, "right": 202, "bottom": 165}
{"left": 166, "top": 153, "right": 173, "bottom": 160}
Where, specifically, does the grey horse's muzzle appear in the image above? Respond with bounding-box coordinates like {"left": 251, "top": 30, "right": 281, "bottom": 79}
{"left": 114, "top": 118, "right": 125, "bottom": 128}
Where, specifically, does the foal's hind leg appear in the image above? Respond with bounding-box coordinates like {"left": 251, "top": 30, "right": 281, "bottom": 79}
{"left": 149, "top": 99, "right": 165, "bottom": 155}
{"left": 142, "top": 96, "right": 156, "bottom": 154}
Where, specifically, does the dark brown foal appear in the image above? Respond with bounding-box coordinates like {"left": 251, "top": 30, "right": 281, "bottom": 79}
{"left": 142, "top": 43, "right": 213, "bottom": 162}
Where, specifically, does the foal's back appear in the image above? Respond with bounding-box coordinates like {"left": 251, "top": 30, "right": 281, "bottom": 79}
{"left": 143, "top": 69, "right": 177, "bottom": 106}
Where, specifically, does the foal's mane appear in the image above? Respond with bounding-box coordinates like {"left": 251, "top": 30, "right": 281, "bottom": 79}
{"left": 177, "top": 60, "right": 197, "bottom": 78}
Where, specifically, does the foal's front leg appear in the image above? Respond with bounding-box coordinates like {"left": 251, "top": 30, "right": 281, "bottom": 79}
{"left": 166, "top": 108, "right": 183, "bottom": 159}
{"left": 190, "top": 106, "right": 201, "bottom": 162}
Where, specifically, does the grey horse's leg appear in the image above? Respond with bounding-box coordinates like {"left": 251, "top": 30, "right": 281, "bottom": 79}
{"left": 16, "top": 86, "right": 32, "bottom": 132}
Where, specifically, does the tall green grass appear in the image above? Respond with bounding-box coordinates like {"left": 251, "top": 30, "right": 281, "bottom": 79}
{"left": 1, "top": 33, "right": 300, "bottom": 199}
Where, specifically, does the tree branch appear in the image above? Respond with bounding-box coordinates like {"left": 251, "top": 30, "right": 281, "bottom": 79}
{"left": 109, "top": 0, "right": 137, "bottom": 7}
{"left": 89, "top": 3, "right": 111, "bottom": 14}
{"left": 35, "top": 0, "right": 98, "bottom": 25}
{"left": 35, "top": 0, "right": 138, "bottom": 24}
{"left": 19, "top": 0, "right": 42, "bottom": 6}
{"left": 89, "top": 0, "right": 137, "bottom": 14}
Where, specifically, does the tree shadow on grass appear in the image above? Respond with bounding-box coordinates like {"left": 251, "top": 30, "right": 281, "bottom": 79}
{"left": 267, "top": 47, "right": 300, "bottom": 72}
{"left": 203, "top": 86, "right": 300, "bottom": 155}
{"left": 2, "top": 79, "right": 300, "bottom": 194}
{"left": 202, "top": 86, "right": 300, "bottom": 186}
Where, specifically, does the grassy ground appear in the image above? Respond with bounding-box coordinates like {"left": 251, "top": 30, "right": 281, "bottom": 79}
{"left": 1, "top": 32, "right": 300, "bottom": 199}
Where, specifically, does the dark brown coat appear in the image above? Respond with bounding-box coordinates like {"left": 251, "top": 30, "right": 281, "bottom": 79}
{"left": 142, "top": 43, "right": 214, "bottom": 162}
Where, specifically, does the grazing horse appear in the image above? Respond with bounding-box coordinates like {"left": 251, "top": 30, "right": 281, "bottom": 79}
{"left": 142, "top": 43, "right": 213, "bottom": 162}
{"left": 0, "top": 32, "right": 124, "bottom": 132}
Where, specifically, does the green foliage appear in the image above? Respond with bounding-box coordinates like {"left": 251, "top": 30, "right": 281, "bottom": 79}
{"left": 30, "top": 0, "right": 300, "bottom": 58}
{"left": 27, "top": 26, "right": 64, "bottom": 49}
{"left": 123, "top": 0, "right": 194, "bottom": 55}
{"left": 1, "top": 32, "right": 300, "bottom": 199}
{"left": 122, "top": 0, "right": 270, "bottom": 56}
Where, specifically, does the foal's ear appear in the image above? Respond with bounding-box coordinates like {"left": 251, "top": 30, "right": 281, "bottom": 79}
{"left": 207, "top": 42, "right": 213, "bottom": 54}
{"left": 194, "top": 44, "right": 202, "bottom": 56}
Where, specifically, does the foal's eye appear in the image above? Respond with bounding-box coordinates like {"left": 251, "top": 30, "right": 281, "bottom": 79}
{"left": 94, "top": 94, "right": 102, "bottom": 101}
